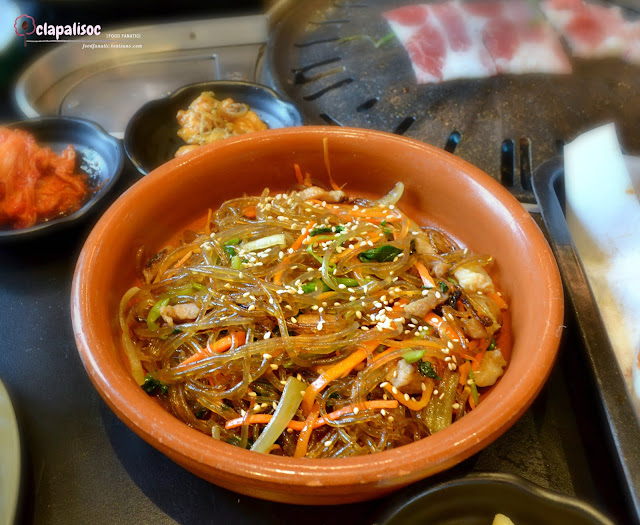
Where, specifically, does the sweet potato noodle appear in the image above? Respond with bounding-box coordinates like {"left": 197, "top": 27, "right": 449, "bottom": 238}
{"left": 120, "top": 170, "right": 510, "bottom": 458}
{"left": 0, "top": 128, "right": 89, "bottom": 229}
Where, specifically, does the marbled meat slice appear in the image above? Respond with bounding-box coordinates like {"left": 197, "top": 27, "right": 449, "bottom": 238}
{"left": 463, "top": 0, "right": 572, "bottom": 75}
{"left": 384, "top": 2, "right": 496, "bottom": 84}
{"left": 542, "top": 0, "right": 629, "bottom": 59}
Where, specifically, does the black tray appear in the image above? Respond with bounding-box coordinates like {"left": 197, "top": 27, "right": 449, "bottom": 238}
{"left": 532, "top": 157, "right": 640, "bottom": 524}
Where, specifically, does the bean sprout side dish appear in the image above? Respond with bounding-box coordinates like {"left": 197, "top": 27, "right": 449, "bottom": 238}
{"left": 119, "top": 161, "right": 510, "bottom": 458}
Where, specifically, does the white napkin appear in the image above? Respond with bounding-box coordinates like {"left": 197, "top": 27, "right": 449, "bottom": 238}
{"left": 564, "top": 123, "right": 640, "bottom": 411}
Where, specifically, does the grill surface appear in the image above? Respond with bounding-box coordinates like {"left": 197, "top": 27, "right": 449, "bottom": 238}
{"left": 264, "top": 0, "right": 640, "bottom": 203}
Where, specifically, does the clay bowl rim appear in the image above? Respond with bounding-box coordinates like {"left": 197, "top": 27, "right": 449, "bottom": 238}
{"left": 71, "top": 126, "right": 564, "bottom": 499}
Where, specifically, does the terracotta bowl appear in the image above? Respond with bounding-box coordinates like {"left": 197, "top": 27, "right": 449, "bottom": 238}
{"left": 71, "top": 127, "right": 564, "bottom": 505}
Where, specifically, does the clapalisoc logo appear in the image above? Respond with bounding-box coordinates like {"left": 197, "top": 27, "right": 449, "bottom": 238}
{"left": 14, "top": 14, "right": 101, "bottom": 46}
{"left": 14, "top": 14, "right": 35, "bottom": 47}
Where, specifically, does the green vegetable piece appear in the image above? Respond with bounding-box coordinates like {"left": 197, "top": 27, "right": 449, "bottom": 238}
{"left": 487, "top": 338, "right": 496, "bottom": 351}
{"left": 310, "top": 225, "right": 345, "bottom": 236}
{"left": 418, "top": 360, "right": 441, "bottom": 380}
{"left": 224, "top": 245, "right": 237, "bottom": 257}
{"left": 335, "top": 277, "right": 359, "bottom": 287}
{"left": 251, "top": 376, "right": 306, "bottom": 453}
{"left": 301, "top": 282, "right": 317, "bottom": 293}
{"left": 194, "top": 407, "right": 209, "bottom": 419}
{"left": 224, "top": 237, "right": 240, "bottom": 245}
{"left": 231, "top": 255, "right": 244, "bottom": 270}
{"left": 439, "top": 281, "right": 449, "bottom": 293}
{"left": 141, "top": 374, "right": 168, "bottom": 396}
{"left": 146, "top": 297, "right": 170, "bottom": 331}
{"left": 172, "top": 328, "right": 182, "bottom": 335}
{"left": 306, "top": 244, "right": 324, "bottom": 264}
{"left": 403, "top": 349, "right": 426, "bottom": 364}
{"left": 447, "top": 277, "right": 459, "bottom": 286}
{"left": 358, "top": 245, "right": 403, "bottom": 263}
{"left": 468, "top": 368, "right": 480, "bottom": 405}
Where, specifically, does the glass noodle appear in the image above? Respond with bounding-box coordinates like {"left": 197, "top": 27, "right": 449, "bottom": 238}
{"left": 119, "top": 156, "right": 510, "bottom": 457}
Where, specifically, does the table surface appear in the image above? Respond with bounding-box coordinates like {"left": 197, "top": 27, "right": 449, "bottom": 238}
{"left": 0, "top": 5, "right": 637, "bottom": 525}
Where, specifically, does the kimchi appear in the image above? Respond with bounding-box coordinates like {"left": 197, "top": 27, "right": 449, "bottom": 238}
{"left": 0, "top": 128, "right": 90, "bottom": 229}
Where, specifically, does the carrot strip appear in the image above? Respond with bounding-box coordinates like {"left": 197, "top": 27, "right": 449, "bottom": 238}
{"left": 458, "top": 361, "right": 471, "bottom": 387}
{"left": 392, "top": 298, "right": 409, "bottom": 311}
{"left": 487, "top": 292, "right": 509, "bottom": 310}
{"left": 224, "top": 400, "right": 399, "bottom": 430}
{"left": 173, "top": 250, "right": 193, "bottom": 269}
{"left": 372, "top": 348, "right": 398, "bottom": 363}
{"left": 301, "top": 342, "right": 376, "bottom": 415}
{"left": 205, "top": 208, "right": 212, "bottom": 235}
{"left": 294, "top": 404, "right": 320, "bottom": 458}
{"left": 293, "top": 163, "right": 304, "bottom": 185}
{"left": 471, "top": 338, "right": 491, "bottom": 371}
{"left": 382, "top": 383, "right": 433, "bottom": 411}
{"left": 179, "top": 330, "right": 246, "bottom": 366}
{"left": 424, "top": 311, "right": 468, "bottom": 347}
{"left": 323, "top": 400, "right": 398, "bottom": 422}
{"left": 414, "top": 261, "right": 436, "bottom": 288}
{"left": 243, "top": 205, "right": 257, "bottom": 219}
{"left": 292, "top": 221, "right": 315, "bottom": 251}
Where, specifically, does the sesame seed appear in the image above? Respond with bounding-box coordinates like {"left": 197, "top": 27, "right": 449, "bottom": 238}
{"left": 421, "top": 382, "right": 427, "bottom": 391}
{"left": 297, "top": 289, "right": 304, "bottom": 295}
{"left": 452, "top": 403, "right": 460, "bottom": 409}
{"left": 388, "top": 416, "right": 394, "bottom": 423}
{"left": 261, "top": 402, "right": 269, "bottom": 408}
{"left": 355, "top": 311, "right": 362, "bottom": 319}
{"left": 403, "top": 393, "right": 410, "bottom": 401}
{"left": 317, "top": 321, "right": 324, "bottom": 330}
{"left": 447, "top": 341, "right": 454, "bottom": 350}
{"left": 381, "top": 409, "right": 387, "bottom": 416}
{"left": 248, "top": 391, "right": 257, "bottom": 397}
{"left": 391, "top": 386, "right": 399, "bottom": 394}
{"left": 360, "top": 326, "right": 369, "bottom": 331}
{"left": 324, "top": 440, "right": 332, "bottom": 447}
{"left": 311, "top": 305, "right": 319, "bottom": 311}
{"left": 433, "top": 389, "right": 439, "bottom": 396}
{"left": 224, "top": 283, "right": 231, "bottom": 289}
{"left": 287, "top": 428, "right": 293, "bottom": 433}
{"left": 296, "top": 373, "right": 302, "bottom": 381}
{"left": 284, "top": 304, "right": 293, "bottom": 310}
{"left": 383, "top": 394, "right": 388, "bottom": 400}
{"left": 422, "top": 290, "right": 429, "bottom": 296}
{"left": 248, "top": 305, "right": 256, "bottom": 312}
{"left": 280, "top": 380, "right": 287, "bottom": 385}
{"left": 338, "top": 283, "right": 346, "bottom": 289}
{"left": 238, "top": 272, "right": 243, "bottom": 278}
{"left": 290, "top": 317, "right": 298, "bottom": 324}
{"left": 270, "top": 364, "right": 278, "bottom": 370}
{"left": 241, "top": 409, "right": 246, "bottom": 416}
{"left": 435, "top": 291, "right": 442, "bottom": 299}
{"left": 353, "top": 407, "right": 360, "bottom": 415}
{"left": 334, "top": 302, "right": 341, "bottom": 307}
{"left": 263, "top": 353, "right": 272, "bottom": 359}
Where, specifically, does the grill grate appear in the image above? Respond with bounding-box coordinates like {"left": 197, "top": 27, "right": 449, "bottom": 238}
{"left": 264, "top": 0, "right": 640, "bottom": 204}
